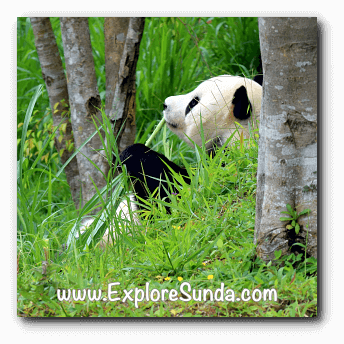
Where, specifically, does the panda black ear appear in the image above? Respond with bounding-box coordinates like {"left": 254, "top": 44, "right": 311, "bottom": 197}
{"left": 232, "top": 86, "right": 252, "bottom": 120}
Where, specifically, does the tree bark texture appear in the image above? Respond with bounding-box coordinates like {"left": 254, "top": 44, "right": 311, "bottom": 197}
{"left": 104, "top": 17, "right": 136, "bottom": 154}
{"left": 104, "top": 18, "right": 129, "bottom": 117}
{"left": 108, "top": 17, "right": 145, "bottom": 153}
{"left": 60, "top": 17, "right": 108, "bottom": 207}
{"left": 30, "top": 17, "right": 81, "bottom": 208}
{"left": 254, "top": 17, "right": 317, "bottom": 261}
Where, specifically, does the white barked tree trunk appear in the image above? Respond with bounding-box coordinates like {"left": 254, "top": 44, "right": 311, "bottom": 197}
{"left": 109, "top": 17, "right": 145, "bottom": 153}
{"left": 60, "top": 17, "right": 108, "bottom": 207}
{"left": 31, "top": 17, "right": 82, "bottom": 208}
{"left": 254, "top": 17, "right": 317, "bottom": 261}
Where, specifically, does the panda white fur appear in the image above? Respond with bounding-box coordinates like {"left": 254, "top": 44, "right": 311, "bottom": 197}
{"left": 79, "top": 75, "right": 262, "bottom": 248}
{"left": 97, "top": 193, "right": 141, "bottom": 248}
{"left": 76, "top": 193, "right": 140, "bottom": 248}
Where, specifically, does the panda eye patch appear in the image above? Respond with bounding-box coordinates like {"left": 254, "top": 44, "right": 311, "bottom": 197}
{"left": 185, "top": 96, "right": 200, "bottom": 116}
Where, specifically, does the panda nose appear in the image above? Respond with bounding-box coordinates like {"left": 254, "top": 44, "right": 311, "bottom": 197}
{"left": 163, "top": 103, "right": 167, "bottom": 110}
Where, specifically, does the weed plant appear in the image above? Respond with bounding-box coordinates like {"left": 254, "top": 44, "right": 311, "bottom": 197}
{"left": 17, "top": 17, "right": 317, "bottom": 317}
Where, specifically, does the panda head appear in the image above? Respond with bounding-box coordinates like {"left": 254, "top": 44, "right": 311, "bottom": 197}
{"left": 163, "top": 75, "right": 262, "bottom": 152}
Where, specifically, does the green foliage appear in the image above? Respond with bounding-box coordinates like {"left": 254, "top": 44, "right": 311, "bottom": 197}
{"left": 135, "top": 17, "right": 260, "bottom": 130}
{"left": 17, "top": 17, "right": 316, "bottom": 317}
{"left": 280, "top": 204, "right": 311, "bottom": 235}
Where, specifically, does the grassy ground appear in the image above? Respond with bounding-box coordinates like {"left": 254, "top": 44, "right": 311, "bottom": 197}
{"left": 17, "top": 17, "right": 317, "bottom": 317}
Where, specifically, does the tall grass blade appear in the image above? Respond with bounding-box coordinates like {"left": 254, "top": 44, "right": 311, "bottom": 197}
{"left": 18, "top": 84, "right": 43, "bottom": 190}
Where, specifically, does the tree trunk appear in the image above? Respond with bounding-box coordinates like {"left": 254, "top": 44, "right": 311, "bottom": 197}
{"left": 254, "top": 17, "right": 317, "bottom": 261}
{"left": 104, "top": 17, "right": 135, "bottom": 154}
{"left": 108, "top": 17, "right": 145, "bottom": 154}
{"left": 60, "top": 17, "right": 108, "bottom": 207}
{"left": 30, "top": 17, "right": 81, "bottom": 208}
{"left": 104, "top": 17, "right": 129, "bottom": 117}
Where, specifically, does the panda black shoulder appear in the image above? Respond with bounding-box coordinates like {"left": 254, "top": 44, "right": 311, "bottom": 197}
{"left": 119, "top": 143, "right": 190, "bottom": 207}
{"left": 119, "top": 143, "right": 187, "bottom": 178}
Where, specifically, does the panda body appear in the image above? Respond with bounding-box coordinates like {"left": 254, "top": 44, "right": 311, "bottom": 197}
{"left": 119, "top": 143, "right": 190, "bottom": 211}
{"left": 75, "top": 193, "right": 140, "bottom": 248}
{"left": 80, "top": 75, "right": 262, "bottom": 248}
{"left": 98, "top": 193, "right": 140, "bottom": 248}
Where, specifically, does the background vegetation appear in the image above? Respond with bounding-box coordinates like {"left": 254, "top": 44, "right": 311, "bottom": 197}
{"left": 17, "top": 17, "right": 317, "bottom": 317}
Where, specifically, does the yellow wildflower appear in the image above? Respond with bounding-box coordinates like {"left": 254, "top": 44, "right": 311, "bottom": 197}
{"left": 164, "top": 277, "right": 171, "bottom": 281}
{"left": 207, "top": 275, "right": 214, "bottom": 280}
{"left": 177, "top": 277, "right": 183, "bottom": 282}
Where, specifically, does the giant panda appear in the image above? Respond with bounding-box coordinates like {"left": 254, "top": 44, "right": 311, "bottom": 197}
{"left": 81, "top": 75, "right": 262, "bottom": 248}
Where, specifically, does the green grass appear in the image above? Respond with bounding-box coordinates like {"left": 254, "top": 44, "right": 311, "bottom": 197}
{"left": 17, "top": 17, "right": 317, "bottom": 317}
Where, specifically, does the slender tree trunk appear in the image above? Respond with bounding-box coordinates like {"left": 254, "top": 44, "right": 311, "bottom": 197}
{"left": 254, "top": 17, "right": 317, "bottom": 261}
{"left": 30, "top": 17, "right": 81, "bottom": 208}
{"left": 108, "top": 17, "right": 145, "bottom": 153}
{"left": 104, "top": 17, "right": 129, "bottom": 117}
{"left": 104, "top": 17, "right": 136, "bottom": 154}
{"left": 60, "top": 17, "right": 108, "bottom": 207}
